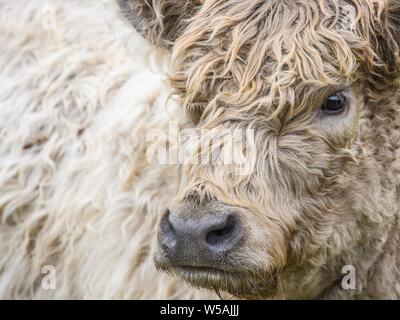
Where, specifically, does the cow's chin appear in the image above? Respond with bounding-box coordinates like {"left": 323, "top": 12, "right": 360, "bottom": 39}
{"left": 154, "top": 260, "right": 278, "bottom": 299}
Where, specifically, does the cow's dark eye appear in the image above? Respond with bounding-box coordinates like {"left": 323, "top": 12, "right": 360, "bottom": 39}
{"left": 321, "top": 94, "right": 346, "bottom": 115}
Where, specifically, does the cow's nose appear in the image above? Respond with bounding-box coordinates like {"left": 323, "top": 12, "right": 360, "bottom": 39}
{"left": 158, "top": 209, "right": 242, "bottom": 266}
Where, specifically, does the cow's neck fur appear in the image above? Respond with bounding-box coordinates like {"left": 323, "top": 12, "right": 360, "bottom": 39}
{"left": 323, "top": 93, "right": 400, "bottom": 299}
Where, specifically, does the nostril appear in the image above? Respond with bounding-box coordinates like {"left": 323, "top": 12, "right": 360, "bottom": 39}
{"left": 209, "top": 222, "right": 234, "bottom": 238}
{"left": 205, "top": 215, "right": 237, "bottom": 247}
{"left": 159, "top": 209, "right": 177, "bottom": 250}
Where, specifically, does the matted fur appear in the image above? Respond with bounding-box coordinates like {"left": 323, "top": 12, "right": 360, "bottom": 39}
{"left": 0, "top": 0, "right": 399, "bottom": 300}
{"left": 0, "top": 0, "right": 212, "bottom": 299}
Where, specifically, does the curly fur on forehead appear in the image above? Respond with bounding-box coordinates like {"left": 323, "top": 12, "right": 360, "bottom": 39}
{"left": 168, "top": 0, "right": 399, "bottom": 124}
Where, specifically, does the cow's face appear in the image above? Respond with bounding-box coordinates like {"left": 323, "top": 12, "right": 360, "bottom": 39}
{"left": 118, "top": 0, "right": 400, "bottom": 299}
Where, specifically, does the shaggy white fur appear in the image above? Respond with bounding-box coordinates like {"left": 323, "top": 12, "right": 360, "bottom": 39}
{"left": 0, "top": 0, "right": 213, "bottom": 299}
